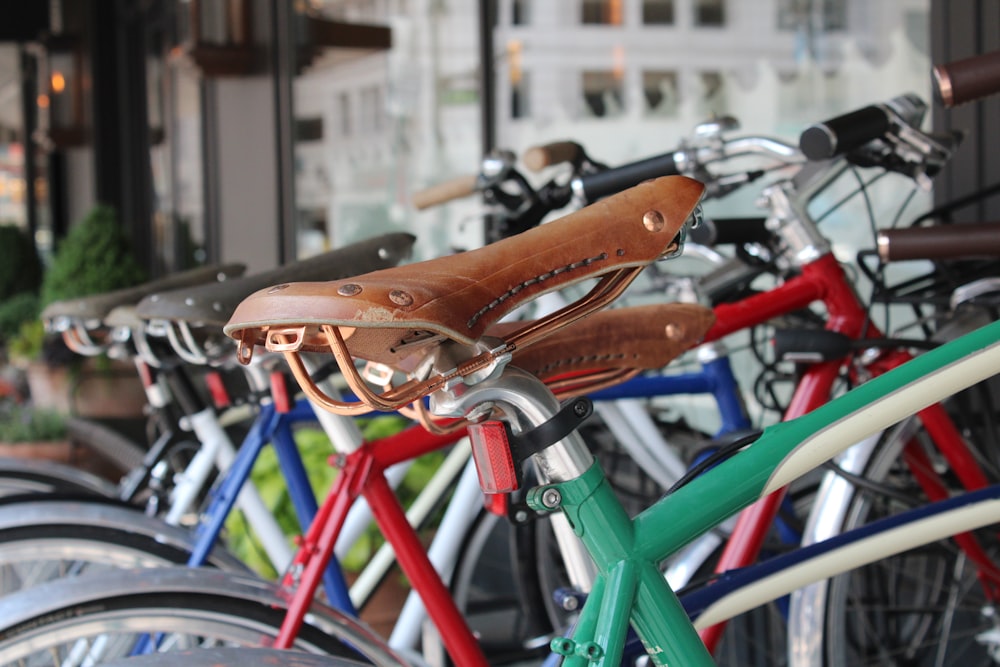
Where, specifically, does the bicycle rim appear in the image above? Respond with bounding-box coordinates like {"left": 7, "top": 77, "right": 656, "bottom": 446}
{"left": 821, "top": 417, "right": 1000, "bottom": 665}
{"left": 0, "top": 502, "right": 245, "bottom": 596}
{"left": 0, "top": 592, "right": 366, "bottom": 665}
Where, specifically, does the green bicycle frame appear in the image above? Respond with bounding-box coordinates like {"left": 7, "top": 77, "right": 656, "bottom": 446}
{"left": 524, "top": 317, "right": 1000, "bottom": 666}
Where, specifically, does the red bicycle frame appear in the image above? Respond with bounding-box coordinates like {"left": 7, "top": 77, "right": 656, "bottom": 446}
{"left": 698, "top": 251, "right": 1000, "bottom": 649}
{"left": 270, "top": 423, "right": 492, "bottom": 666}
{"left": 264, "top": 251, "right": 996, "bottom": 665}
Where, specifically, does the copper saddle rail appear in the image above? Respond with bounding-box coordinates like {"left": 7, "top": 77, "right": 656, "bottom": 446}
{"left": 225, "top": 176, "right": 706, "bottom": 415}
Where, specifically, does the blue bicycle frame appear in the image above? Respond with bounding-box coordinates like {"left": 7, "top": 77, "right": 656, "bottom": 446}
{"left": 185, "top": 398, "right": 356, "bottom": 614}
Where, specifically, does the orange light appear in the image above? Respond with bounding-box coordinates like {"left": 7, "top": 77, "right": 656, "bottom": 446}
{"left": 37, "top": 94, "right": 49, "bottom": 108}
{"left": 50, "top": 71, "right": 66, "bottom": 94}
{"left": 507, "top": 40, "right": 522, "bottom": 85}
{"left": 609, "top": 0, "right": 623, "bottom": 25}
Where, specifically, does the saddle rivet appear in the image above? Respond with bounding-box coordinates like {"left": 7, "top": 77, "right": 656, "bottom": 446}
{"left": 268, "top": 284, "right": 291, "bottom": 294}
{"left": 665, "top": 323, "right": 685, "bottom": 339}
{"left": 643, "top": 209, "right": 666, "bottom": 232}
{"left": 389, "top": 289, "right": 413, "bottom": 306}
{"left": 338, "top": 283, "right": 362, "bottom": 296}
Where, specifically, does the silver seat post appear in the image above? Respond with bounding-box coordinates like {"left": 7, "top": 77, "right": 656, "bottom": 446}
{"left": 430, "top": 365, "right": 594, "bottom": 483}
{"left": 430, "top": 365, "right": 600, "bottom": 589}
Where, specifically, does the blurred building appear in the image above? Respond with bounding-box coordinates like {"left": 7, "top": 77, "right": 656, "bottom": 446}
{"left": 0, "top": 0, "right": 993, "bottom": 274}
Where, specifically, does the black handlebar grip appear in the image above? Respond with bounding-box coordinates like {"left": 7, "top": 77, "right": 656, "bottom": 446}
{"left": 799, "top": 105, "right": 891, "bottom": 160}
{"left": 933, "top": 49, "right": 1000, "bottom": 107}
{"left": 577, "top": 152, "right": 680, "bottom": 202}
{"left": 689, "top": 217, "right": 771, "bottom": 246}
{"left": 710, "top": 218, "right": 772, "bottom": 245}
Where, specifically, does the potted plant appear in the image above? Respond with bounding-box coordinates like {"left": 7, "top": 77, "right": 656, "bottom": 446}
{"left": 0, "top": 402, "right": 70, "bottom": 462}
{"left": 15, "top": 205, "right": 148, "bottom": 417}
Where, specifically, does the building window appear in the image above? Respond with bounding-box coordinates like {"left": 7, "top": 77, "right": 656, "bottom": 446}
{"left": 295, "top": 117, "right": 324, "bottom": 142}
{"left": 695, "top": 0, "right": 725, "bottom": 26}
{"left": 581, "top": 0, "right": 623, "bottom": 25}
{"left": 642, "top": 0, "right": 674, "bottom": 25}
{"left": 512, "top": 0, "right": 530, "bottom": 25}
{"left": 511, "top": 71, "right": 530, "bottom": 119}
{"left": 643, "top": 70, "right": 679, "bottom": 116}
{"left": 337, "top": 92, "right": 351, "bottom": 136}
{"left": 696, "top": 71, "right": 727, "bottom": 117}
{"left": 777, "top": 0, "right": 847, "bottom": 32}
{"left": 582, "top": 70, "right": 624, "bottom": 118}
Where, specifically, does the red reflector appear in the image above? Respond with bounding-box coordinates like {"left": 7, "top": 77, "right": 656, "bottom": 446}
{"left": 483, "top": 492, "right": 509, "bottom": 517}
{"left": 204, "top": 371, "right": 231, "bottom": 409}
{"left": 468, "top": 420, "right": 519, "bottom": 494}
{"left": 270, "top": 371, "right": 292, "bottom": 414}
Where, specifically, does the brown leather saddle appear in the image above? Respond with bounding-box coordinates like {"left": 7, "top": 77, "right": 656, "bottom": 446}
{"left": 225, "top": 176, "right": 710, "bottom": 415}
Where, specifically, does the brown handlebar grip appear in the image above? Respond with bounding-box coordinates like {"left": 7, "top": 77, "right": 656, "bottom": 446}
{"left": 411, "top": 174, "right": 479, "bottom": 210}
{"left": 933, "top": 49, "right": 1000, "bottom": 107}
{"left": 522, "top": 141, "right": 584, "bottom": 172}
{"left": 877, "top": 222, "right": 1000, "bottom": 262}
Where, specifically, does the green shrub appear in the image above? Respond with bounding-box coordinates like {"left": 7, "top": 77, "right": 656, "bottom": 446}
{"left": 0, "top": 293, "right": 40, "bottom": 342}
{"left": 224, "top": 415, "right": 418, "bottom": 579}
{"left": 7, "top": 319, "right": 45, "bottom": 363}
{"left": 41, "top": 205, "right": 147, "bottom": 307}
{"left": 0, "top": 404, "right": 66, "bottom": 442}
{"left": 0, "top": 224, "right": 42, "bottom": 301}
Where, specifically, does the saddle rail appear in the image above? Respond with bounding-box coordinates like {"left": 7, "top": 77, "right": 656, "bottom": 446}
{"left": 225, "top": 176, "right": 707, "bottom": 416}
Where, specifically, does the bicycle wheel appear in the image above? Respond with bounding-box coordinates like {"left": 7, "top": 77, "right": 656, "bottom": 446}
{"left": 100, "top": 647, "right": 370, "bottom": 667}
{"left": 0, "top": 568, "right": 408, "bottom": 666}
{"left": 0, "top": 456, "right": 119, "bottom": 497}
{"left": 674, "top": 475, "right": 820, "bottom": 667}
{"left": 0, "top": 500, "right": 246, "bottom": 596}
{"left": 794, "top": 405, "right": 1000, "bottom": 666}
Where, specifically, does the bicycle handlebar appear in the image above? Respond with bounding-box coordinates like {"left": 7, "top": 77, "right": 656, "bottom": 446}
{"left": 576, "top": 152, "right": 681, "bottom": 202}
{"left": 933, "top": 49, "right": 1000, "bottom": 108}
{"left": 412, "top": 174, "right": 479, "bottom": 210}
{"left": 877, "top": 221, "right": 1000, "bottom": 262}
{"left": 689, "top": 217, "right": 772, "bottom": 246}
{"left": 799, "top": 105, "right": 892, "bottom": 160}
{"left": 522, "top": 141, "right": 585, "bottom": 171}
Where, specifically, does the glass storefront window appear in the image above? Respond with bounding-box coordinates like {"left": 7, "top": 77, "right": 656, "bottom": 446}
{"left": 281, "top": 0, "right": 931, "bottom": 268}
{"left": 291, "top": 2, "right": 482, "bottom": 260}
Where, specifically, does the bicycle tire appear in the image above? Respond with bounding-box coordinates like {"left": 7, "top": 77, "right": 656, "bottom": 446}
{"left": 66, "top": 415, "right": 148, "bottom": 472}
{"left": 0, "top": 500, "right": 246, "bottom": 596}
{"left": 0, "top": 568, "right": 409, "bottom": 666}
{"left": 793, "top": 403, "right": 1000, "bottom": 666}
{"left": 100, "top": 647, "right": 370, "bottom": 667}
{"left": 0, "top": 456, "right": 119, "bottom": 497}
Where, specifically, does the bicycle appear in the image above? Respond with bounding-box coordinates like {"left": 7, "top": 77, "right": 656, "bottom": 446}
{"left": 411, "top": 88, "right": 986, "bottom": 662}
{"left": 1, "top": 177, "right": 998, "bottom": 667}
{"left": 0, "top": 233, "right": 417, "bottom": 605}
{"left": 3, "top": 60, "right": 996, "bottom": 664}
